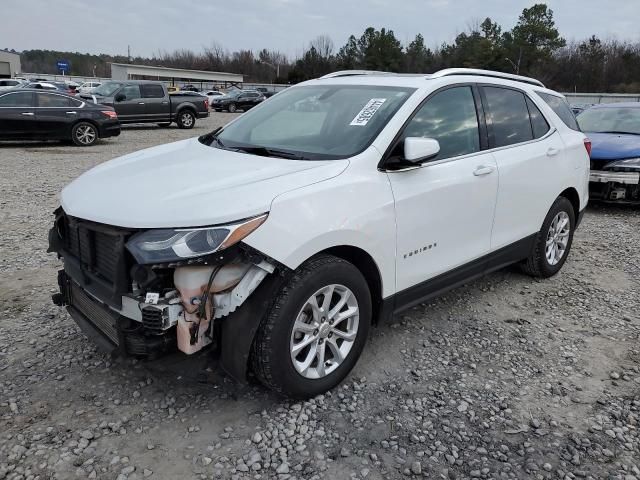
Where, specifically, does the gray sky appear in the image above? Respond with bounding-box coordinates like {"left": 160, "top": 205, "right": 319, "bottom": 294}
{"left": 2, "top": 0, "right": 639, "bottom": 58}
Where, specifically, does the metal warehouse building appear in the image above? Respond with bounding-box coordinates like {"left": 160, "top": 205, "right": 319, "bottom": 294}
{"left": 111, "top": 63, "right": 243, "bottom": 89}
{"left": 0, "top": 50, "right": 21, "bottom": 78}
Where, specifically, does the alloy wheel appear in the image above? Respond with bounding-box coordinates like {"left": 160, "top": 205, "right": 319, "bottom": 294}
{"left": 545, "top": 211, "right": 570, "bottom": 265}
{"left": 290, "top": 284, "right": 359, "bottom": 379}
{"left": 76, "top": 125, "right": 96, "bottom": 145}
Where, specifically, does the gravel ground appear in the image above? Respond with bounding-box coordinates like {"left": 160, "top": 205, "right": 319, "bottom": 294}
{"left": 1, "top": 115, "right": 639, "bottom": 480}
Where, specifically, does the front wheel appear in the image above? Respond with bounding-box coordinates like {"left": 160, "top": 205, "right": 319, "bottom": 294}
{"left": 252, "top": 255, "right": 371, "bottom": 398}
{"left": 176, "top": 110, "right": 195, "bottom": 129}
{"left": 522, "top": 196, "right": 576, "bottom": 278}
{"left": 227, "top": 103, "right": 237, "bottom": 113}
{"left": 71, "top": 122, "right": 98, "bottom": 146}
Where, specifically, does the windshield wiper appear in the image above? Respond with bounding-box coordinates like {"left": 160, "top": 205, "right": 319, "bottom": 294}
{"left": 231, "top": 146, "right": 309, "bottom": 160}
{"left": 596, "top": 130, "right": 640, "bottom": 136}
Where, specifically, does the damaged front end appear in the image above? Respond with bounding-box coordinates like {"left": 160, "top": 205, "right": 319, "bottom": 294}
{"left": 589, "top": 158, "right": 640, "bottom": 203}
{"left": 48, "top": 208, "right": 281, "bottom": 381}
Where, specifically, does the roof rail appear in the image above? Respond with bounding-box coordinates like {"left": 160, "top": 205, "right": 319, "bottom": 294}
{"left": 320, "top": 70, "right": 393, "bottom": 79}
{"left": 430, "top": 68, "right": 545, "bottom": 88}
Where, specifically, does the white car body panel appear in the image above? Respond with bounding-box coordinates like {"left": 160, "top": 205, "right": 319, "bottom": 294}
{"left": 60, "top": 71, "right": 589, "bottom": 301}
{"left": 61, "top": 138, "right": 348, "bottom": 228}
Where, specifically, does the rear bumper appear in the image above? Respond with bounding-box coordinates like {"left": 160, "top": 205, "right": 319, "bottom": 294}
{"left": 98, "top": 121, "right": 121, "bottom": 138}
{"left": 197, "top": 110, "right": 209, "bottom": 119}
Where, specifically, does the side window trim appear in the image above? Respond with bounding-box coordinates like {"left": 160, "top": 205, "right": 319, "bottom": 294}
{"left": 379, "top": 82, "right": 485, "bottom": 170}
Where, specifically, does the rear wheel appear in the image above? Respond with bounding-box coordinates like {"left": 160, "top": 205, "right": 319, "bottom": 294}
{"left": 71, "top": 122, "right": 98, "bottom": 146}
{"left": 227, "top": 103, "right": 237, "bottom": 113}
{"left": 522, "top": 196, "right": 575, "bottom": 278}
{"left": 252, "top": 255, "right": 371, "bottom": 398}
{"left": 176, "top": 110, "right": 195, "bottom": 129}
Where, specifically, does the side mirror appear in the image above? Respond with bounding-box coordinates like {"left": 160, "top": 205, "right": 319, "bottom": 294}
{"left": 403, "top": 137, "right": 440, "bottom": 163}
{"left": 114, "top": 93, "right": 126, "bottom": 102}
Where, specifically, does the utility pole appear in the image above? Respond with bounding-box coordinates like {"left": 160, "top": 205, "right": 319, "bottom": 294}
{"left": 127, "top": 45, "right": 131, "bottom": 64}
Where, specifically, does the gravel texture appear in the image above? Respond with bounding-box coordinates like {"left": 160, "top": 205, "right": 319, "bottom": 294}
{"left": 1, "top": 115, "right": 639, "bottom": 479}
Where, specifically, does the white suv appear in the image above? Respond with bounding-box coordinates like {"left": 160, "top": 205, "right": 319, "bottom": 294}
{"left": 49, "top": 69, "right": 590, "bottom": 397}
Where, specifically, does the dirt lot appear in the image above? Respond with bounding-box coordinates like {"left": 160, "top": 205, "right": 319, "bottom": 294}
{"left": 1, "top": 115, "right": 639, "bottom": 480}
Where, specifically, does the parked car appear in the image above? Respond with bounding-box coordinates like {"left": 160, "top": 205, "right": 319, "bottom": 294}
{"left": 576, "top": 102, "right": 640, "bottom": 203}
{"left": 78, "top": 80, "right": 209, "bottom": 128}
{"left": 77, "top": 81, "right": 102, "bottom": 95}
{"left": 48, "top": 68, "right": 588, "bottom": 397}
{"left": 205, "top": 90, "right": 224, "bottom": 105}
{"left": 0, "top": 79, "right": 26, "bottom": 91}
{"left": 182, "top": 84, "right": 200, "bottom": 92}
{"left": 210, "top": 90, "right": 265, "bottom": 112}
{"left": 0, "top": 89, "right": 120, "bottom": 146}
{"left": 255, "top": 86, "right": 277, "bottom": 98}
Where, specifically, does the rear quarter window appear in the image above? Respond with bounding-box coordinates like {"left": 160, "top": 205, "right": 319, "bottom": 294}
{"left": 536, "top": 91, "right": 580, "bottom": 131}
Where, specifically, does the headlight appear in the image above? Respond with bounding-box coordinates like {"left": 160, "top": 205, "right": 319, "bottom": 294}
{"left": 126, "top": 214, "right": 267, "bottom": 264}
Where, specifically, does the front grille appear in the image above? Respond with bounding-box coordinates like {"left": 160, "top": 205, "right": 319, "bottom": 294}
{"left": 70, "top": 281, "right": 120, "bottom": 346}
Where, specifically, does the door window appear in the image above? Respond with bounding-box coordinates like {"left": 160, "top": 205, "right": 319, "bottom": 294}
{"left": 141, "top": 84, "right": 164, "bottom": 98}
{"left": 0, "top": 92, "right": 33, "bottom": 107}
{"left": 526, "top": 97, "right": 550, "bottom": 139}
{"left": 483, "top": 87, "right": 534, "bottom": 147}
{"left": 121, "top": 85, "right": 141, "bottom": 100}
{"left": 37, "top": 93, "right": 73, "bottom": 107}
{"left": 402, "top": 86, "right": 480, "bottom": 161}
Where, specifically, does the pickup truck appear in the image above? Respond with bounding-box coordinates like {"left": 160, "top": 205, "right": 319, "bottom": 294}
{"left": 78, "top": 80, "right": 209, "bottom": 129}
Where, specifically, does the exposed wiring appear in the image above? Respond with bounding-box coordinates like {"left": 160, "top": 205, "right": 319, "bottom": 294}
{"left": 189, "top": 265, "right": 222, "bottom": 345}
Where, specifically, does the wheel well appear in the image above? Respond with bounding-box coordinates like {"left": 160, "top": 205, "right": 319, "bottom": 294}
{"left": 321, "top": 246, "right": 383, "bottom": 324}
{"left": 559, "top": 187, "right": 580, "bottom": 219}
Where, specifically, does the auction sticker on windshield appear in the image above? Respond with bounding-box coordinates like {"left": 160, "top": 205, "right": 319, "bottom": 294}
{"left": 350, "top": 98, "right": 387, "bottom": 126}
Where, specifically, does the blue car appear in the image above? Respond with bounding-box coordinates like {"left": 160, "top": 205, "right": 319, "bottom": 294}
{"left": 577, "top": 102, "right": 640, "bottom": 203}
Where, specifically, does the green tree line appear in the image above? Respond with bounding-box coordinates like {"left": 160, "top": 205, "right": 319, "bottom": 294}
{"left": 7, "top": 4, "right": 640, "bottom": 92}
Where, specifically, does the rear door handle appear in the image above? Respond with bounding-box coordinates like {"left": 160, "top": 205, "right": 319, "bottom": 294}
{"left": 473, "top": 165, "right": 495, "bottom": 176}
{"left": 161, "top": 101, "right": 168, "bottom": 105}
{"left": 138, "top": 102, "right": 145, "bottom": 105}
{"left": 21, "top": 112, "right": 34, "bottom": 116}
{"left": 547, "top": 147, "right": 559, "bottom": 157}
{"left": 66, "top": 111, "right": 77, "bottom": 115}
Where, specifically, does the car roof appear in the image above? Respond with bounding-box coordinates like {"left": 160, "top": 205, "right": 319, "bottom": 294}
{"left": 3, "top": 88, "right": 76, "bottom": 97}
{"left": 300, "top": 68, "right": 562, "bottom": 96}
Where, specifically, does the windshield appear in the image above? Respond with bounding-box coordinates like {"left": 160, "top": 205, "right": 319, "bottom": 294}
{"left": 93, "top": 82, "right": 125, "bottom": 97}
{"left": 577, "top": 106, "right": 640, "bottom": 135}
{"left": 211, "top": 84, "right": 415, "bottom": 159}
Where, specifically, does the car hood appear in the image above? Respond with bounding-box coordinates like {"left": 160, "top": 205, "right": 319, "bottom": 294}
{"left": 588, "top": 132, "right": 640, "bottom": 161}
{"left": 61, "top": 138, "right": 349, "bottom": 228}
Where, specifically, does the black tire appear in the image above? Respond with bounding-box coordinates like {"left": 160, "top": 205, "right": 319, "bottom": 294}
{"left": 227, "top": 103, "right": 237, "bottom": 113}
{"left": 157, "top": 123, "right": 171, "bottom": 128}
{"left": 252, "top": 255, "right": 371, "bottom": 398}
{"left": 522, "top": 196, "right": 576, "bottom": 278}
{"left": 71, "top": 121, "right": 98, "bottom": 146}
{"left": 176, "top": 110, "right": 195, "bottom": 129}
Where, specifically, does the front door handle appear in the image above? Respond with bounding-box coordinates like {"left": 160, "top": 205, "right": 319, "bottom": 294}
{"left": 473, "top": 165, "right": 495, "bottom": 176}
{"left": 66, "top": 111, "right": 77, "bottom": 115}
{"left": 21, "top": 112, "right": 34, "bottom": 116}
{"left": 138, "top": 102, "right": 145, "bottom": 105}
{"left": 547, "top": 147, "right": 559, "bottom": 157}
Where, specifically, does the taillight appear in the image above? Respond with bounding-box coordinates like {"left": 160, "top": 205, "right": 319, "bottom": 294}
{"left": 204, "top": 99, "right": 209, "bottom": 109}
{"left": 583, "top": 138, "right": 592, "bottom": 158}
{"left": 101, "top": 110, "right": 118, "bottom": 119}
